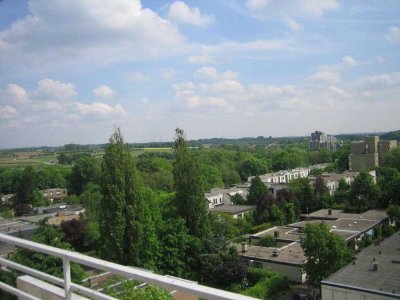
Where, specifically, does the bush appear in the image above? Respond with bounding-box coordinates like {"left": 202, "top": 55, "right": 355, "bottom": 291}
{"left": 246, "top": 268, "right": 274, "bottom": 286}
{"left": 258, "top": 236, "right": 277, "bottom": 247}
{"left": 242, "top": 272, "right": 290, "bottom": 300}
{"left": 232, "top": 236, "right": 248, "bottom": 243}
{"left": 249, "top": 223, "right": 273, "bottom": 234}
{"left": 382, "top": 224, "right": 396, "bottom": 237}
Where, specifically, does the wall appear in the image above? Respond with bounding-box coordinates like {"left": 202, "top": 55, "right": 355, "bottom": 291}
{"left": 242, "top": 258, "right": 306, "bottom": 283}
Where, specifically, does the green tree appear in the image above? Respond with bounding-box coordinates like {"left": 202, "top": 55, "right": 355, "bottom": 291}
{"left": 300, "top": 223, "right": 353, "bottom": 286}
{"left": 70, "top": 155, "right": 100, "bottom": 195}
{"left": 99, "top": 128, "right": 158, "bottom": 267}
{"left": 173, "top": 128, "right": 209, "bottom": 238}
{"left": 13, "top": 224, "right": 85, "bottom": 282}
{"left": 384, "top": 147, "right": 400, "bottom": 170}
{"left": 247, "top": 176, "right": 267, "bottom": 205}
{"left": 334, "top": 178, "right": 350, "bottom": 204}
{"left": 377, "top": 167, "right": 400, "bottom": 207}
{"left": 239, "top": 157, "right": 268, "bottom": 181}
{"left": 80, "top": 182, "right": 102, "bottom": 222}
{"left": 289, "top": 177, "right": 316, "bottom": 213}
{"left": 270, "top": 204, "right": 285, "bottom": 225}
{"left": 347, "top": 172, "right": 379, "bottom": 212}
{"left": 387, "top": 204, "right": 400, "bottom": 229}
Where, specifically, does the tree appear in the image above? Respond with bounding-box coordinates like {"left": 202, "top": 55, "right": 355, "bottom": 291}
{"left": 289, "top": 177, "right": 316, "bottom": 213}
{"left": 247, "top": 176, "right": 267, "bottom": 205}
{"left": 80, "top": 182, "right": 102, "bottom": 222}
{"left": 384, "top": 147, "right": 400, "bottom": 171}
{"left": 300, "top": 223, "right": 353, "bottom": 286}
{"left": 70, "top": 155, "right": 100, "bottom": 195}
{"left": 377, "top": 167, "right": 400, "bottom": 207}
{"left": 334, "top": 178, "right": 350, "bottom": 204}
{"left": 173, "top": 128, "right": 209, "bottom": 238}
{"left": 61, "top": 219, "right": 87, "bottom": 252}
{"left": 347, "top": 172, "right": 379, "bottom": 212}
{"left": 270, "top": 204, "right": 285, "bottom": 225}
{"left": 239, "top": 157, "right": 268, "bottom": 181}
{"left": 99, "top": 128, "right": 158, "bottom": 267}
{"left": 14, "top": 166, "right": 47, "bottom": 215}
{"left": 387, "top": 204, "right": 400, "bottom": 229}
{"left": 13, "top": 224, "right": 85, "bottom": 283}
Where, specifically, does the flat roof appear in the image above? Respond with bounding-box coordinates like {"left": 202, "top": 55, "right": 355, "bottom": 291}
{"left": 209, "top": 205, "right": 255, "bottom": 214}
{"left": 301, "top": 209, "right": 388, "bottom": 221}
{"left": 238, "top": 242, "right": 306, "bottom": 266}
{"left": 322, "top": 231, "right": 400, "bottom": 297}
{"left": 253, "top": 226, "right": 303, "bottom": 242}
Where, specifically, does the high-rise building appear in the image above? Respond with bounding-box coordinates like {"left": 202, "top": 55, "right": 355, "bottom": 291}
{"left": 309, "top": 131, "right": 338, "bottom": 151}
{"left": 349, "top": 136, "right": 398, "bottom": 171}
{"left": 348, "top": 136, "right": 379, "bottom": 172}
{"left": 378, "top": 139, "right": 398, "bottom": 166}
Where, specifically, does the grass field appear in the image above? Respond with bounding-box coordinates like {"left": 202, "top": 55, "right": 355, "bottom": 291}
{"left": 0, "top": 151, "right": 56, "bottom": 168}
{"left": 130, "top": 147, "right": 173, "bottom": 157}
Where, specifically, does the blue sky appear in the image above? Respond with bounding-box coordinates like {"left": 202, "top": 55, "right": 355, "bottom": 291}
{"left": 0, "top": 0, "right": 399, "bottom": 148}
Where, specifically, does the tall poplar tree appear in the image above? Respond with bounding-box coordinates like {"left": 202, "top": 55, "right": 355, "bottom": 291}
{"left": 173, "top": 128, "right": 209, "bottom": 238}
{"left": 99, "top": 128, "right": 159, "bottom": 267}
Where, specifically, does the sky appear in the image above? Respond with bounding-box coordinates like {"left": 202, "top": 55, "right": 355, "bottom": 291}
{"left": 0, "top": 0, "right": 399, "bottom": 148}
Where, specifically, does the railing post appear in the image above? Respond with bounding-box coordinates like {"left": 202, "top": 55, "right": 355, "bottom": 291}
{"left": 63, "top": 257, "right": 72, "bottom": 300}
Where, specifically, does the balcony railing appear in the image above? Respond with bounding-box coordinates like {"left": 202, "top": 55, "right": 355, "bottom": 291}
{"left": 0, "top": 233, "right": 257, "bottom": 300}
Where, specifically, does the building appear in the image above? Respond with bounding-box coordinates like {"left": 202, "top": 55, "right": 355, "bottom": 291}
{"left": 309, "top": 171, "right": 359, "bottom": 195}
{"left": 321, "top": 231, "right": 400, "bottom": 300}
{"left": 206, "top": 186, "right": 255, "bottom": 218}
{"left": 349, "top": 136, "right": 398, "bottom": 171}
{"left": 349, "top": 136, "right": 380, "bottom": 172}
{"left": 42, "top": 188, "right": 68, "bottom": 202}
{"left": 378, "top": 139, "right": 398, "bottom": 166}
{"left": 309, "top": 131, "right": 338, "bottom": 151}
{"left": 238, "top": 209, "right": 388, "bottom": 283}
{"left": 249, "top": 167, "right": 310, "bottom": 185}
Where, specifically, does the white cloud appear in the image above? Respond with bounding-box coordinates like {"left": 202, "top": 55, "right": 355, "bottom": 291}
{"left": 168, "top": 1, "right": 214, "bottom": 27}
{"left": 195, "top": 67, "right": 239, "bottom": 81}
{"left": 0, "top": 0, "right": 184, "bottom": 72}
{"left": 188, "top": 53, "right": 214, "bottom": 64}
{"left": 93, "top": 85, "right": 115, "bottom": 98}
{"left": 246, "top": 0, "right": 339, "bottom": 17}
{"left": 34, "top": 79, "right": 77, "bottom": 99}
{"left": 385, "top": 26, "right": 400, "bottom": 43}
{"left": 74, "top": 102, "right": 126, "bottom": 116}
{"left": 284, "top": 17, "right": 304, "bottom": 32}
{"left": 0, "top": 106, "right": 18, "bottom": 120}
{"left": 342, "top": 56, "right": 357, "bottom": 66}
{"left": 200, "top": 80, "right": 245, "bottom": 94}
{"left": 160, "top": 68, "right": 176, "bottom": 80}
{"left": 376, "top": 56, "right": 385, "bottom": 63}
{"left": 0, "top": 84, "right": 28, "bottom": 104}
{"left": 128, "top": 72, "right": 150, "bottom": 82}
{"left": 307, "top": 71, "right": 341, "bottom": 83}
{"left": 361, "top": 72, "right": 400, "bottom": 86}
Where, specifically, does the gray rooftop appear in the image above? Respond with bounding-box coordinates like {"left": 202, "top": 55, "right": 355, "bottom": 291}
{"left": 301, "top": 209, "right": 388, "bottom": 221}
{"left": 322, "top": 231, "right": 400, "bottom": 296}
{"left": 238, "top": 241, "right": 306, "bottom": 265}
{"left": 209, "top": 205, "right": 255, "bottom": 215}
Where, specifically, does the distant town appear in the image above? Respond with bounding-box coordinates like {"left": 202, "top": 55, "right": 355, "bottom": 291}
{"left": 0, "top": 129, "right": 399, "bottom": 300}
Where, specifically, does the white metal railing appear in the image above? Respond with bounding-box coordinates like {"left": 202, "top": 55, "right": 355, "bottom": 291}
{"left": 0, "top": 233, "right": 257, "bottom": 300}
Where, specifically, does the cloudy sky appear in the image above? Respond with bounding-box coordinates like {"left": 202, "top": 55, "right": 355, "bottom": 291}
{"left": 0, "top": 0, "right": 399, "bottom": 148}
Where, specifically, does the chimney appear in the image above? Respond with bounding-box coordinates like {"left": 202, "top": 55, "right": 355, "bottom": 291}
{"left": 241, "top": 242, "right": 248, "bottom": 253}
{"left": 328, "top": 208, "right": 332, "bottom": 215}
{"left": 274, "top": 230, "right": 280, "bottom": 238}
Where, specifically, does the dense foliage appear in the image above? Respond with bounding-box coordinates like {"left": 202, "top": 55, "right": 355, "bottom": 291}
{"left": 300, "top": 223, "right": 353, "bottom": 286}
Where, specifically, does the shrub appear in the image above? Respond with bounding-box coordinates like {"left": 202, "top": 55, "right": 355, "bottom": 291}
{"left": 258, "top": 236, "right": 277, "bottom": 247}
{"left": 246, "top": 268, "right": 274, "bottom": 286}
{"left": 249, "top": 223, "right": 272, "bottom": 234}
{"left": 242, "top": 272, "right": 290, "bottom": 300}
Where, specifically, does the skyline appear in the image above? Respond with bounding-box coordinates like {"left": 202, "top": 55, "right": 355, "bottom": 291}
{"left": 0, "top": 0, "right": 399, "bottom": 148}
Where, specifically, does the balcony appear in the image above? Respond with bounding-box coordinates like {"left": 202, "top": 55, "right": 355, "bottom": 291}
{"left": 0, "top": 233, "right": 257, "bottom": 300}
